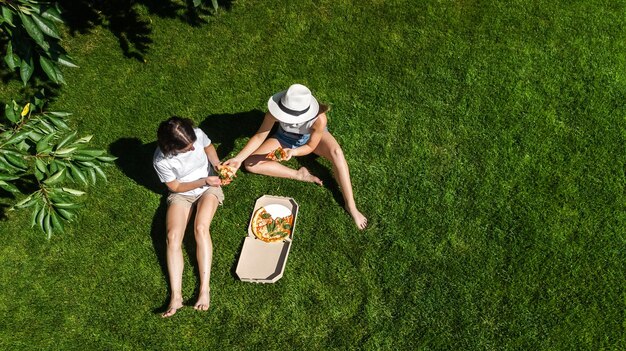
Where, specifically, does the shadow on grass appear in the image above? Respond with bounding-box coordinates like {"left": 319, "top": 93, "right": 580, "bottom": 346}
{"left": 198, "top": 109, "right": 265, "bottom": 159}
{"left": 0, "top": 65, "right": 63, "bottom": 106}
{"left": 58, "top": 0, "right": 153, "bottom": 61}
{"left": 0, "top": 191, "right": 12, "bottom": 221}
{"left": 109, "top": 137, "right": 170, "bottom": 312}
{"left": 297, "top": 154, "right": 345, "bottom": 208}
{"left": 57, "top": 0, "right": 234, "bottom": 62}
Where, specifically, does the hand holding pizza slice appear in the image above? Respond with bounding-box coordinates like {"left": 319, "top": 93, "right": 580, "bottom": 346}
{"left": 217, "top": 164, "right": 237, "bottom": 185}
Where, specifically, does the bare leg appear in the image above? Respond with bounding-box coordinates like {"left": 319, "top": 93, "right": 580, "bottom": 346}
{"left": 162, "top": 203, "right": 193, "bottom": 317}
{"left": 193, "top": 192, "right": 219, "bottom": 311}
{"left": 244, "top": 138, "right": 322, "bottom": 185}
{"left": 314, "top": 131, "right": 368, "bottom": 229}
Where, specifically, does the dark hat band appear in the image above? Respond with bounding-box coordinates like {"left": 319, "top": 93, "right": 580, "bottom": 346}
{"left": 278, "top": 99, "right": 310, "bottom": 116}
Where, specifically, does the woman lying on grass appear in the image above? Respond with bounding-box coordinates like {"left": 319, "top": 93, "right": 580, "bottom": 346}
{"left": 153, "top": 116, "right": 228, "bottom": 318}
{"left": 224, "top": 84, "right": 367, "bottom": 229}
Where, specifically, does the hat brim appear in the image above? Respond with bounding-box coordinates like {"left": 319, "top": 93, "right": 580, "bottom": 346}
{"left": 268, "top": 90, "right": 320, "bottom": 124}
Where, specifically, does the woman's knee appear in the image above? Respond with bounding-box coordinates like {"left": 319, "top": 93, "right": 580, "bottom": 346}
{"left": 166, "top": 230, "right": 184, "bottom": 249}
{"left": 330, "top": 147, "right": 345, "bottom": 162}
{"left": 194, "top": 223, "right": 211, "bottom": 238}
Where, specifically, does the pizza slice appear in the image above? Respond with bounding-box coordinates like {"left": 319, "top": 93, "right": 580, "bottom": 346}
{"left": 266, "top": 147, "right": 288, "bottom": 161}
{"left": 217, "top": 165, "right": 237, "bottom": 184}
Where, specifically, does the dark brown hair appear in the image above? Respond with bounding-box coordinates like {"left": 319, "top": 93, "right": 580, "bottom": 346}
{"left": 157, "top": 116, "right": 197, "bottom": 156}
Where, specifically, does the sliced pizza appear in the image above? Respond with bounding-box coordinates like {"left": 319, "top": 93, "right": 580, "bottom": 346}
{"left": 217, "top": 165, "right": 237, "bottom": 184}
{"left": 251, "top": 207, "right": 293, "bottom": 242}
{"left": 266, "top": 147, "right": 288, "bottom": 161}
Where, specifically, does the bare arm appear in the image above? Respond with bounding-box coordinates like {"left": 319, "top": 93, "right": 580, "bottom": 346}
{"left": 204, "top": 144, "right": 221, "bottom": 170}
{"left": 224, "top": 112, "right": 276, "bottom": 169}
{"left": 289, "top": 113, "right": 327, "bottom": 157}
{"left": 165, "top": 176, "right": 220, "bottom": 193}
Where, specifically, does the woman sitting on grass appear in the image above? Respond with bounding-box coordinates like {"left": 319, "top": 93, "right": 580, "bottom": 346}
{"left": 224, "top": 83, "right": 367, "bottom": 229}
{"left": 153, "top": 116, "right": 228, "bottom": 318}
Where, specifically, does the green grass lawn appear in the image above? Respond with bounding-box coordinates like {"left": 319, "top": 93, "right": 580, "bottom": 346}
{"left": 1, "top": 0, "right": 624, "bottom": 349}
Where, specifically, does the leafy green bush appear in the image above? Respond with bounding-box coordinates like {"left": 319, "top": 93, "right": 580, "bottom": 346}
{"left": 1, "top": 92, "right": 115, "bottom": 238}
{"left": 1, "top": 0, "right": 77, "bottom": 85}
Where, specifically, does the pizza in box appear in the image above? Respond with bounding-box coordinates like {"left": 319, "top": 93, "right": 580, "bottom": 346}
{"left": 251, "top": 204, "right": 294, "bottom": 243}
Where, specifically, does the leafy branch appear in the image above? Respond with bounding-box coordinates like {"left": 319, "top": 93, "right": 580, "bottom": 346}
{"left": 1, "top": 0, "right": 77, "bottom": 85}
{"left": 1, "top": 92, "right": 115, "bottom": 238}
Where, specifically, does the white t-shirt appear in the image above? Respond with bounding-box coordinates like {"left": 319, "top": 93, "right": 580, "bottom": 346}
{"left": 153, "top": 128, "right": 213, "bottom": 196}
{"left": 279, "top": 116, "right": 318, "bottom": 135}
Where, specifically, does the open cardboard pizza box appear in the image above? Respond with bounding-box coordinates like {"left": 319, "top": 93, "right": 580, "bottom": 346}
{"left": 235, "top": 195, "right": 299, "bottom": 283}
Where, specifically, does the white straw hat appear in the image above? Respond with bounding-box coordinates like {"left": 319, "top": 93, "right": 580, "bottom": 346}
{"left": 267, "top": 84, "right": 320, "bottom": 124}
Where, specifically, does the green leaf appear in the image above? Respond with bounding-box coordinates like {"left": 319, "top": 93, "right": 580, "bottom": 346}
{"left": 54, "top": 146, "right": 77, "bottom": 156}
{"left": 76, "top": 149, "right": 105, "bottom": 157}
{"left": 20, "top": 56, "right": 34, "bottom": 85}
{"left": 76, "top": 135, "right": 93, "bottom": 144}
{"left": 34, "top": 167, "right": 45, "bottom": 181}
{"left": 53, "top": 202, "right": 82, "bottom": 210}
{"left": 86, "top": 168, "right": 96, "bottom": 185}
{"left": 2, "top": 6, "right": 15, "bottom": 26}
{"left": 0, "top": 174, "right": 19, "bottom": 181}
{"left": 93, "top": 165, "right": 107, "bottom": 182}
{"left": 43, "top": 168, "right": 65, "bottom": 185}
{"left": 47, "top": 115, "right": 69, "bottom": 130}
{"left": 39, "top": 55, "right": 60, "bottom": 83}
{"left": 57, "top": 55, "right": 79, "bottom": 68}
{"left": 0, "top": 156, "right": 14, "bottom": 172}
{"left": 35, "top": 158, "right": 47, "bottom": 173}
{"left": 49, "top": 111, "right": 72, "bottom": 117}
{"left": 31, "top": 203, "right": 42, "bottom": 228}
{"left": 4, "top": 152, "right": 27, "bottom": 169}
{"left": 56, "top": 208, "right": 74, "bottom": 221}
{"left": 18, "top": 12, "right": 45, "bottom": 46}
{"left": 56, "top": 131, "right": 76, "bottom": 149}
{"left": 36, "top": 132, "right": 55, "bottom": 153}
{"left": 30, "top": 131, "right": 44, "bottom": 141}
{"left": 96, "top": 155, "right": 118, "bottom": 162}
{"left": 37, "top": 204, "right": 47, "bottom": 230}
{"left": 0, "top": 179, "right": 20, "bottom": 193}
{"left": 43, "top": 212, "right": 52, "bottom": 238}
{"left": 70, "top": 164, "right": 87, "bottom": 185}
{"left": 14, "top": 194, "right": 37, "bottom": 209}
{"left": 4, "top": 103, "right": 18, "bottom": 123}
{"left": 38, "top": 119, "right": 55, "bottom": 133}
{"left": 54, "top": 65, "right": 66, "bottom": 84}
{"left": 4, "top": 41, "right": 18, "bottom": 70}
{"left": 41, "top": 6, "right": 63, "bottom": 23}
{"left": 49, "top": 159, "right": 60, "bottom": 173}
{"left": 70, "top": 154, "right": 96, "bottom": 161}
{"left": 50, "top": 211, "right": 64, "bottom": 234}
{"left": 61, "top": 187, "right": 86, "bottom": 196}
{"left": 212, "top": 0, "right": 218, "bottom": 10}
{"left": 31, "top": 13, "right": 61, "bottom": 39}
{"left": 193, "top": 0, "right": 202, "bottom": 6}
{"left": 5, "top": 130, "right": 32, "bottom": 145}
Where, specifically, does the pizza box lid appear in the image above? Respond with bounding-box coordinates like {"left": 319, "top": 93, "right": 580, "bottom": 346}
{"left": 236, "top": 195, "right": 299, "bottom": 283}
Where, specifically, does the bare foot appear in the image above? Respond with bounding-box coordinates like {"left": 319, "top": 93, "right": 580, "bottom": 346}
{"left": 296, "top": 167, "right": 323, "bottom": 185}
{"left": 194, "top": 290, "right": 210, "bottom": 311}
{"left": 347, "top": 207, "right": 368, "bottom": 230}
{"left": 162, "top": 298, "right": 184, "bottom": 318}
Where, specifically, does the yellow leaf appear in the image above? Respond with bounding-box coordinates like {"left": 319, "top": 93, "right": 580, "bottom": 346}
{"left": 20, "top": 103, "right": 31, "bottom": 117}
